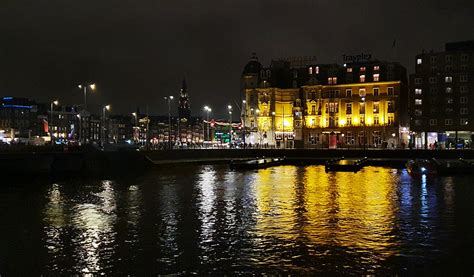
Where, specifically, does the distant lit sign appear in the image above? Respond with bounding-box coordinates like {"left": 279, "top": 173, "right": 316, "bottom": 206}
{"left": 342, "top": 53, "right": 372, "bottom": 62}
{"left": 2, "top": 97, "right": 13, "bottom": 100}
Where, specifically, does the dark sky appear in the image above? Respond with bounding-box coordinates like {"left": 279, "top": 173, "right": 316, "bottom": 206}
{"left": 1, "top": 0, "right": 473, "bottom": 118}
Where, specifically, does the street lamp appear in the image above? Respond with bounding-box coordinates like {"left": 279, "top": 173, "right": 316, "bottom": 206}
{"left": 272, "top": 111, "right": 276, "bottom": 147}
{"left": 50, "top": 100, "right": 59, "bottom": 145}
{"left": 76, "top": 114, "right": 81, "bottom": 144}
{"left": 102, "top": 104, "right": 110, "bottom": 145}
{"left": 131, "top": 112, "right": 138, "bottom": 145}
{"left": 78, "top": 83, "right": 96, "bottom": 112}
{"left": 164, "top": 96, "right": 174, "bottom": 149}
{"left": 78, "top": 83, "right": 95, "bottom": 144}
{"left": 204, "top": 106, "right": 212, "bottom": 145}
{"left": 361, "top": 97, "right": 366, "bottom": 149}
{"left": 228, "top": 105, "right": 232, "bottom": 145}
{"left": 242, "top": 99, "right": 247, "bottom": 148}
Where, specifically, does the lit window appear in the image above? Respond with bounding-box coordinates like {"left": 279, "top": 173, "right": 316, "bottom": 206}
{"left": 373, "top": 74, "right": 380, "bottom": 82}
{"left": 388, "top": 116, "right": 394, "bottom": 125}
{"left": 360, "top": 67, "right": 366, "bottom": 72}
{"left": 374, "top": 65, "right": 380, "bottom": 71}
{"left": 328, "top": 77, "right": 337, "bottom": 85}
{"left": 417, "top": 58, "right": 422, "bottom": 65}
{"left": 415, "top": 88, "right": 422, "bottom": 95}
{"left": 373, "top": 102, "right": 379, "bottom": 113}
{"left": 315, "top": 66, "right": 319, "bottom": 74}
{"left": 373, "top": 87, "right": 379, "bottom": 96}
{"left": 460, "top": 118, "right": 469, "bottom": 125}
{"left": 309, "top": 67, "right": 313, "bottom": 75}
{"left": 346, "top": 89, "right": 352, "bottom": 97}
{"left": 446, "top": 87, "right": 452, "bottom": 93}
{"left": 387, "top": 87, "right": 394, "bottom": 95}
{"left": 415, "top": 99, "right": 422, "bottom": 105}
{"left": 360, "top": 75, "right": 366, "bottom": 82}
{"left": 445, "top": 76, "right": 453, "bottom": 83}
{"left": 359, "top": 88, "right": 366, "bottom": 97}
{"left": 461, "top": 75, "right": 468, "bottom": 82}
{"left": 347, "top": 67, "right": 353, "bottom": 73}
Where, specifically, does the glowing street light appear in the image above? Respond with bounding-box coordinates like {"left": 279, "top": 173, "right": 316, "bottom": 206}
{"left": 102, "top": 104, "right": 111, "bottom": 145}
{"left": 50, "top": 100, "right": 59, "bottom": 145}
{"left": 164, "top": 96, "right": 174, "bottom": 149}
{"left": 78, "top": 83, "right": 96, "bottom": 112}
{"left": 204, "top": 106, "right": 212, "bottom": 143}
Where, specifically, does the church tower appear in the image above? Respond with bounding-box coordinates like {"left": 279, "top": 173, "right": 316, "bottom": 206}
{"left": 178, "top": 78, "right": 191, "bottom": 120}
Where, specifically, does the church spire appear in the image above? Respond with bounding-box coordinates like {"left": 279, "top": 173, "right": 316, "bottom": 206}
{"left": 178, "top": 77, "right": 191, "bottom": 119}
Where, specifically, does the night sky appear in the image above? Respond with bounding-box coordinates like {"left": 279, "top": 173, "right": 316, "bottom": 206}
{"left": 1, "top": 0, "right": 473, "bottom": 118}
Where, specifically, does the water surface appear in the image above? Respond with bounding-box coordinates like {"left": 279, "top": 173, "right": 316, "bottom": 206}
{"left": 1, "top": 165, "right": 473, "bottom": 275}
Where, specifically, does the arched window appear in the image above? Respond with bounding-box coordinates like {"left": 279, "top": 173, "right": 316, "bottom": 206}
{"left": 308, "top": 67, "right": 313, "bottom": 75}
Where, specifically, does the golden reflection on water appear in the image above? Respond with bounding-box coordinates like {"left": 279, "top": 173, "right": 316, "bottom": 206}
{"left": 253, "top": 166, "right": 399, "bottom": 258}
{"left": 43, "top": 180, "right": 118, "bottom": 274}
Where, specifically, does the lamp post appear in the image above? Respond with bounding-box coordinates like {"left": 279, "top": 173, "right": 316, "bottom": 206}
{"left": 78, "top": 83, "right": 95, "bottom": 143}
{"left": 204, "top": 106, "right": 212, "bottom": 146}
{"left": 164, "top": 96, "right": 174, "bottom": 149}
{"left": 78, "top": 83, "right": 96, "bottom": 112}
{"left": 132, "top": 112, "right": 137, "bottom": 144}
{"left": 228, "top": 105, "right": 232, "bottom": 145}
{"left": 272, "top": 111, "right": 276, "bottom": 148}
{"left": 102, "top": 105, "right": 110, "bottom": 146}
{"left": 242, "top": 99, "right": 246, "bottom": 148}
{"left": 50, "top": 100, "right": 59, "bottom": 145}
{"left": 362, "top": 97, "right": 366, "bottom": 150}
{"left": 76, "top": 114, "right": 81, "bottom": 144}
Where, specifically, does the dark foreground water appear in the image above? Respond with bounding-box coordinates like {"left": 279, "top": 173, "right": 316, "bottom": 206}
{"left": 1, "top": 165, "right": 473, "bottom": 275}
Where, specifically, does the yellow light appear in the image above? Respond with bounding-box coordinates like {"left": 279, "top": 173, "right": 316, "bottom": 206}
{"left": 90, "top": 84, "right": 96, "bottom": 90}
{"left": 367, "top": 117, "right": 372, "bottom": 125}
{"left": 339, "top": 119, "right": 346, "bottom": 126}
{"left": 283, "top": 119, "right": 290, "bottom": 127}
{"left": 353, "top": 117, "right": 359, "bottom": 124}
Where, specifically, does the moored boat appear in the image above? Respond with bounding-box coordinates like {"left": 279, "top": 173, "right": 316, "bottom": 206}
{"left": 230, "top": 157, "right": 285, "bottom": 170}
{"left": 406, "top": 159, "right": 437, "bottom": 177}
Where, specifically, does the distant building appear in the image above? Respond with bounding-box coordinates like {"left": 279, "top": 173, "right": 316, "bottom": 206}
{"left": 241, "top": 53, "right": 409, "bottom": 148}
{"left": 410, "top": 40, "right": 474, "bottom": 149}
{"left": 0, "top": 97, "right": 39, "bottom": 143}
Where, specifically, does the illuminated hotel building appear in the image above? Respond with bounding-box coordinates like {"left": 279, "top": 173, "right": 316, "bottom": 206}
{"left": 241, "top": 54, "right": 408, "bottom": 148}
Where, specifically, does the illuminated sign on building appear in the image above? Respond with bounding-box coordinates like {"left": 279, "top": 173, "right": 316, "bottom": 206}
{"left": 342, "top": 53, "right": 372, "bottom": 62}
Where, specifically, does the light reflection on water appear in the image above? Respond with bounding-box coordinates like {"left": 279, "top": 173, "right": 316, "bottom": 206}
{"left": 1, "top": 165, "right": 472, "bottom": 275}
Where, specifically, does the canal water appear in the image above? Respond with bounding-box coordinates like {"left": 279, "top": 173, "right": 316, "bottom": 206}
{"left": 0, "top": 165, "right": 473, "bottom": 275}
